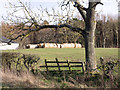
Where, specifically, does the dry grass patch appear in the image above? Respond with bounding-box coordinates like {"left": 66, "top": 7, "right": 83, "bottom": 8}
{"left": 1, "top": 70, "right": 48, "bottom": 88}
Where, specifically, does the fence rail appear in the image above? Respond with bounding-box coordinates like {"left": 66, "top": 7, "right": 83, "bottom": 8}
{"left": 39, "top": 58, "right": 84, "bottom": 73}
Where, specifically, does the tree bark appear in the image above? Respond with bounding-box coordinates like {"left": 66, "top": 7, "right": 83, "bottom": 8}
{"left": 84, "top": 2, "right": 97, "bottom": 70}
{"left": 85, "top": 33, "right": 97, "bottom": 70}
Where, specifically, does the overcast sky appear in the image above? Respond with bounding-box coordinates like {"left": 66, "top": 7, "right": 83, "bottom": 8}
{"left": 0, "top": 0, "right": 119, "bottom": 23}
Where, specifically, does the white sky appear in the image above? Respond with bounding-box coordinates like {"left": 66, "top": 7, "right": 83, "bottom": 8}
{"left": 0, "top": 0, "right": 119, "bottom": 23}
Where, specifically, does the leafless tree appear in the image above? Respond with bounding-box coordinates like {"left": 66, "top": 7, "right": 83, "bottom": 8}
{"left": 4, "top": 0, "right": 103, "bottom": 71}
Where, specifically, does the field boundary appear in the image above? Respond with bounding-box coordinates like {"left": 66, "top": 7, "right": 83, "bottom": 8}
{"left": 39, "top": 58, "right": 84, "bottom": 73}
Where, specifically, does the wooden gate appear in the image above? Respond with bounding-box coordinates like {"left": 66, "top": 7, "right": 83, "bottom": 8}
{"left": 40, "top": 58, "right": 84, "bottom": 73}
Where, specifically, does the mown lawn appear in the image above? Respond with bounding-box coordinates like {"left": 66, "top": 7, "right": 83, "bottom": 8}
{"left": 3, "top": 48, "right": 118, "bottom": 62}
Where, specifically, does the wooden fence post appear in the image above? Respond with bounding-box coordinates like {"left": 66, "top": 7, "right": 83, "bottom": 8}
{"left": 56, "top": 58, "right": 60, "bottom": 71}
{"left": 67, "top": 60, "right": 71, "bottom": 72}
{"left": 81, "top": 62, "right": 84, "bottom": 73}
{"left": 45, "top": 59, "right": 48, "bottom": 72}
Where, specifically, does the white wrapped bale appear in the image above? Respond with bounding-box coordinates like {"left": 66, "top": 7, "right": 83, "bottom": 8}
{"left": 75, "top": 43, "right": 82, "bottom": 48}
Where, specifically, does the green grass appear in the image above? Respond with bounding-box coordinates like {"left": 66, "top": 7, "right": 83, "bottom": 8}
{"left": 3, "top": 48, "right": 118, "bottom": 62}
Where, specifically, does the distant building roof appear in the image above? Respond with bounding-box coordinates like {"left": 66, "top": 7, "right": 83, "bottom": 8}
{"left": 0, "top": 36, "right": 14, "bottom": 43}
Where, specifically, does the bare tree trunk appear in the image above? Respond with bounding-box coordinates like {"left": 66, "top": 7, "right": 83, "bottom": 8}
{"left": 85, "top": 30, "right": 97, "bottom": 70}
{"left": 18, "top": 37, "right": 29, "bottom": 49}
{"left": 117, "top": 34, "right": 118, "bottom": 48}
{"left": 85, "top": 2, "right": 97, "bottom": 70}
{"left": 103, "top": 37, "right": 106, "bottom": 48}
{"left": 18, "top": 40, "right": 25, "bottom": 49}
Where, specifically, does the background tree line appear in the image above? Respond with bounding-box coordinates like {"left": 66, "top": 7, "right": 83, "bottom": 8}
{"left": 1, "top": 14, "right": 118, "bottom": 48}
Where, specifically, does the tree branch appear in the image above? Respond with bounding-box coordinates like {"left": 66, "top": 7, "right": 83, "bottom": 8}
{"left": 73, "top": 2, "right": 87, "bottom": 21}
{"left": 9, "top": 24, "right": 84, "bottom": 42}
{"left": 8, "top": 0, "right": 86, "bottom": 43}
{"left": 23, "top": 24, "right": 84, "bottom": 33}
{"left": 74, "top": 2, "right": 87, "bottom": 11}
{"left": 9, "top": 31, "right": 31, "bottom": 43}
{"left": 92, "top": 2, "right": 103, "bottom": 8}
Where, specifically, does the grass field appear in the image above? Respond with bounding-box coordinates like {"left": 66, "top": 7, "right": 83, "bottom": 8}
{"left": 4, "top": 48, "right": 118, "bottom": 62}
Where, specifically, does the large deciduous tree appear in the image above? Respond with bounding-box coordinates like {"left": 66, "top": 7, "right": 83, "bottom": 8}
{"left": 6, "top": 0, "right": 103, "bottom": 71}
